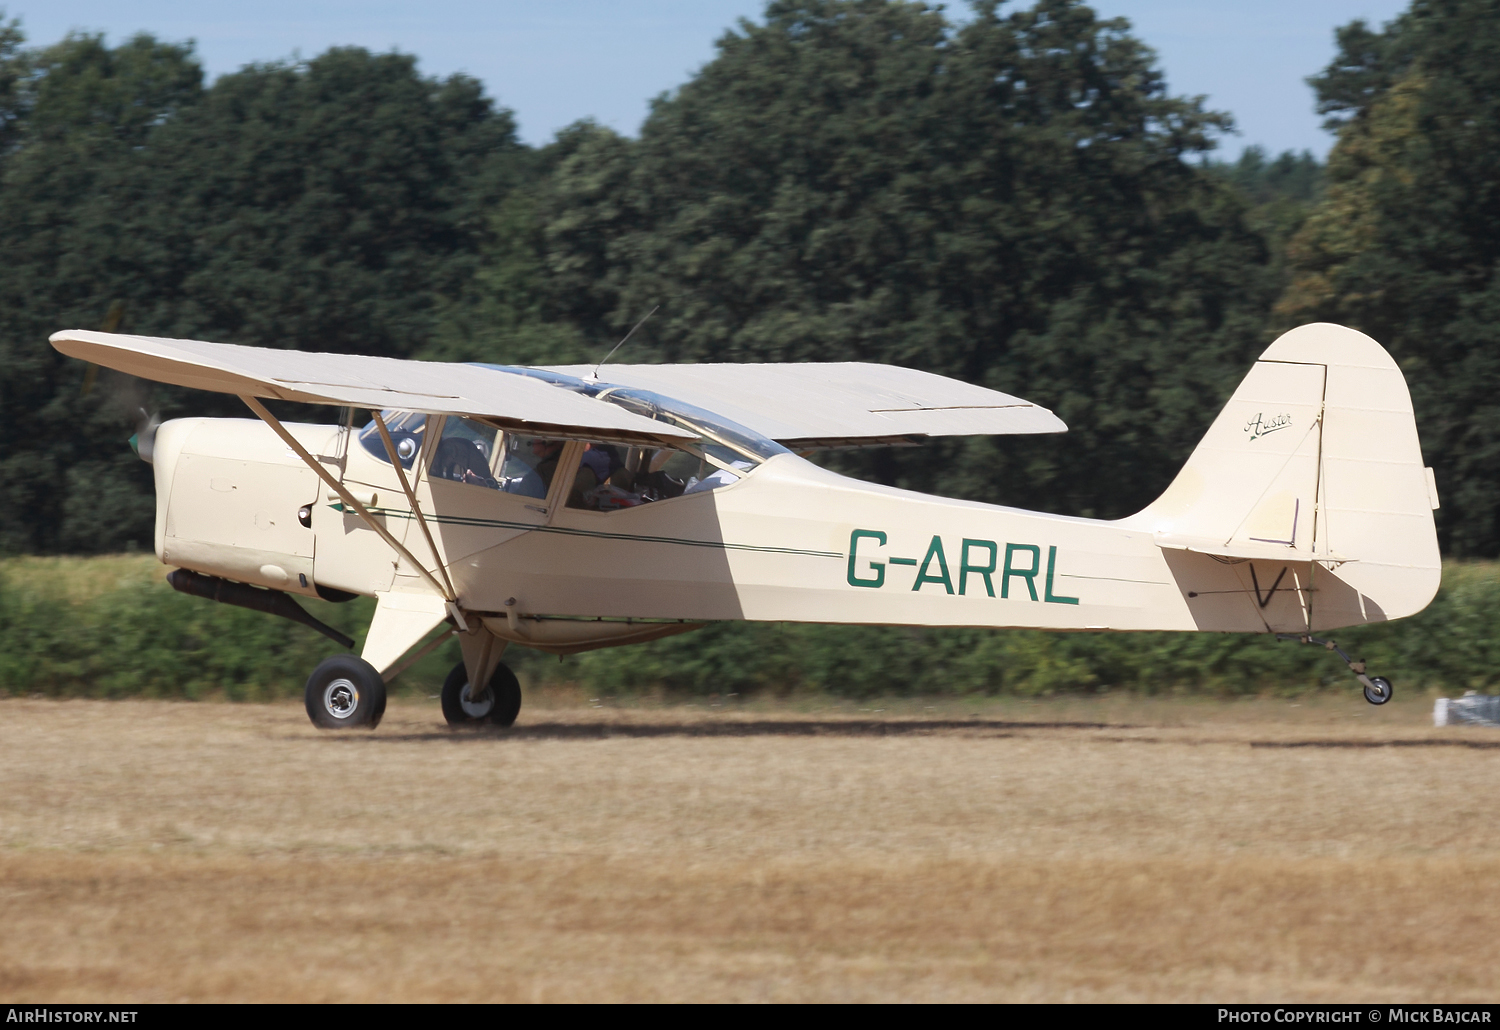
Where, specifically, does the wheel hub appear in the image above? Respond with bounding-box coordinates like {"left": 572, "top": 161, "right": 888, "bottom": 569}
{"left": 460, "top": 682, "right": 494, "bottom": 718}
{"left": 324, "top": 678, "right": 359, "bottom": 719}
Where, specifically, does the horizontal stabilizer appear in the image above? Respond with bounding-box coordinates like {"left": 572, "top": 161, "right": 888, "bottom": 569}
{"left": 1153, "top": 534, "right": 1352, "bottom": 565}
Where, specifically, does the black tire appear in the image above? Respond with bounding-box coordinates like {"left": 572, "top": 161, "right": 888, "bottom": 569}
{"left": 441, "top": 661, "right": 522, "bottom": 728}
{"left": 1363, "top": 676, "right": 1393, "bottom": 706}
{"left": 305, "top": 655, "right": 387, "bottom": 729}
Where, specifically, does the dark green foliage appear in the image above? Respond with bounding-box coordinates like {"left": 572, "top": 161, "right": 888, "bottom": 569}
{"left": 0, "top": 26, "right": 525, "bottom": 554}
{"left": 0, "top": 13, "right": 22, "bottom": 152}
{"left": 139, "top": 48, "right": 523, "bottom": 358}
{"left": 1282, "top": 0, "right": 1500, "bottom": 556}
{"left": 1209, "top": 147, "right": 1324, "bottom": 208}
{"left": 0, "top": 575, "right": 376, "bottom": 699}
{"left": 1310, "top": 14, "right": 1418, "bottom": 132}
{"left": 5, "top": 560, "right": 1498, "bottom": 699}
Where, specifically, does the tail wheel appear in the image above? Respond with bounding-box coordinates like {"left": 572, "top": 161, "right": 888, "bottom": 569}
{"left": 306, "top": 655, "right": 387, "bottom": 729}
{"left": 441, "top": 661, "right": 522, "bottom": 728}
{"left": 1363, "top": 676, "right": 1393, "bottom": 706}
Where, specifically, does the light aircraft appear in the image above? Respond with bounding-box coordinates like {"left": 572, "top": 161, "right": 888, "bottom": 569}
{"left": 49, "top": 322, "right": 1440, "bottom": 729}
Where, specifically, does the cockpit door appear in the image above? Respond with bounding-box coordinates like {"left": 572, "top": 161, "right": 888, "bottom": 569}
{"left": 414, "top": 418, "right": 564, "bottom": 570}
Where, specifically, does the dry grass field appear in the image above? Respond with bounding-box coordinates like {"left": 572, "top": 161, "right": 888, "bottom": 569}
{"left": 1, "top": 691, "right": 1499, "bottom": 1002}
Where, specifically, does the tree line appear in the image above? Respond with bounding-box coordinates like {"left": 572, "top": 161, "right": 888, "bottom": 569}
{"left": 0, "top": 0, "right": 1495, "bottom": 556}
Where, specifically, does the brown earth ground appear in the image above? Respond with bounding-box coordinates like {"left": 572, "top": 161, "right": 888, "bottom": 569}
{"left": 1, "top": 690, "right": 1498, "bottom": 1002}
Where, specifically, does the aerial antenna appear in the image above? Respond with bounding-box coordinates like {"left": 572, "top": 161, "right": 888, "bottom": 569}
{"left": 592, "top": 305, "right": 658, "bottom": 380}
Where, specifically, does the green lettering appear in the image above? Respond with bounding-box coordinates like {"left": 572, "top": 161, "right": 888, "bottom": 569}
{"left": 1001, "top": 543, "right": 1040, "bottom": 600}
{"left": 1044, "top": 545, "right": 1079, "bottom": 604}
{"left": 959, "top": 539, "right": 998, "bottom": 597}
{"left": 912, "top": 535, "right": 954, "bottom": 593}
{"left": 847, "top": 529, "right": 886, "bottom": 588}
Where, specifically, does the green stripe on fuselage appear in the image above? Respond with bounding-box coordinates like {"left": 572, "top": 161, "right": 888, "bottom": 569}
{"left": 327, "top": 503, "right": 842, "bottom": 559}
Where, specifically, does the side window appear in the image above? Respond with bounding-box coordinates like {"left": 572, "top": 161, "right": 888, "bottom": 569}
{"left": 496, "top": 436, "right": 569, "bottom": 500}
{"left": 431, "top": 417, "right": 502, "bottom": 490}
{"left": 565, "top": 442, "right": 749, "bottom": 512}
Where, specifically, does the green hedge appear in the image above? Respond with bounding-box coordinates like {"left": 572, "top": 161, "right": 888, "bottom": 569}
{"left": 2, "top": 558, "right": 1494, "bottom": 699}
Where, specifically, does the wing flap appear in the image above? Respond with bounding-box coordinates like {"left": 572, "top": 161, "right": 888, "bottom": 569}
{"left": 542, "top": 362, "right": 1066, "bottom": 446}
{"left": 50, "top": 331, "right": 696, "bottom": 443}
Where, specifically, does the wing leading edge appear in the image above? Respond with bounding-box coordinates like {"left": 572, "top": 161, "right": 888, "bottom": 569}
{"left": 50, "top": 331, "right": 1065, "bottom": 448}
{"left": 541, "top": 362, "right": 1066, "bottom": 448}
{"left": 49, "top": 330, "right": 696, "bottom": 444}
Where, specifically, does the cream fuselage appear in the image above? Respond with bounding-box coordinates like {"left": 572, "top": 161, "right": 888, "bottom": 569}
{"left": 148, "top": 412, "right": 1422, "bottom": 644}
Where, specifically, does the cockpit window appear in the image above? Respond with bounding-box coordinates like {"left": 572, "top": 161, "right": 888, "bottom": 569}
{"left": 367, "top": 366, "right": 789, "bottom": 510}
{"left": 358, "top": 411, "right": 427, "bottom": 469}
{"left": 431, "top": 417, "right": 501, "bottom": 489}
{"left": 426, "top": 417, "right": 568, "bottom": 500}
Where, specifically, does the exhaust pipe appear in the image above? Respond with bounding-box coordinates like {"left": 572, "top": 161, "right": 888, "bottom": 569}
{"left": 167, "top": 569, "right": 355, "bottom": 649}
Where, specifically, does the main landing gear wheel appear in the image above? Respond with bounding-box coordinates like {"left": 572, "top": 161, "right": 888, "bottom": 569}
{"left": 1363, "top": 676, "right": 1394, "bottom": 706}
{"left": 305, "top": 655, "right": 387, "bottom": 729}
{"left": 441, "top": 661, "right": 522, "bottom": 728}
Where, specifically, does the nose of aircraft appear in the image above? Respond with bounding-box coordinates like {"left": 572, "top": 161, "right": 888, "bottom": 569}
{"left": 128, "top": 407, "right": 161, "bottom": 464}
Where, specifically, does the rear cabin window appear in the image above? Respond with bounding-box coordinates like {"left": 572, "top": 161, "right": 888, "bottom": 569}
{"left": 564, "top": 442, "right": 752, "bottom": 512}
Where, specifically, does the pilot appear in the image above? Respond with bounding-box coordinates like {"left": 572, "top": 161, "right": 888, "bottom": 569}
{"left": 530, "top": 439, "right": 566, "bottom": 489}
{"left": 433, "top": 437, "right": 498, "bottom": 489}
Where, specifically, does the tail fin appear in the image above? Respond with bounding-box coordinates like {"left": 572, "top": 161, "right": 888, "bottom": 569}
{"left": 1132, "top": 323, "right": 1440, "bottom": 630}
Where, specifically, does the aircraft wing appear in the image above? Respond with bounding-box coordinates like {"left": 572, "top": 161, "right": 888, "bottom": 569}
{"left": 542, "top": 362, "right": 1066, "bottom": 448}
{"left": 50, "top": 330, "right": 697, "bottom": 444}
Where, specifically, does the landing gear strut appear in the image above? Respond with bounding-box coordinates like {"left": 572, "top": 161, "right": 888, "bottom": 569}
{"left": 1278, "top": 634, "right": 1392, "bottom": 705}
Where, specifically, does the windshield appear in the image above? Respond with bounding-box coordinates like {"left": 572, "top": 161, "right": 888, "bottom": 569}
{"left": 357, "top": 411, "right": 427, "bottom": 469}
{"left": 470, "top": 364, "right": 789, "bottom": 464}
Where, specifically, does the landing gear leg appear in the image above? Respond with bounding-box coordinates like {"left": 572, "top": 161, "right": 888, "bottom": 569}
{"left": 1278, "top": 634, "right": 1392, "bottom": 705}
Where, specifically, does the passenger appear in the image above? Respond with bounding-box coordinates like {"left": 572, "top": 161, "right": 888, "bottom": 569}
{"left": 579, "top": 444, "right": 613, "bottom": 486}
{"left": 567, "top": 444, "right": 613, "bottom": 508}
{"left": 530, "top": 438, "right": 604, "bottom": 507}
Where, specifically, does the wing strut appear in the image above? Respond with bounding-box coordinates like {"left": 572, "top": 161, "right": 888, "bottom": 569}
{"left": 239, "top": 395, "right": 455, "bottom": 603}
{"left": 371, "top": 411, "right": 456, "bottom": 601}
